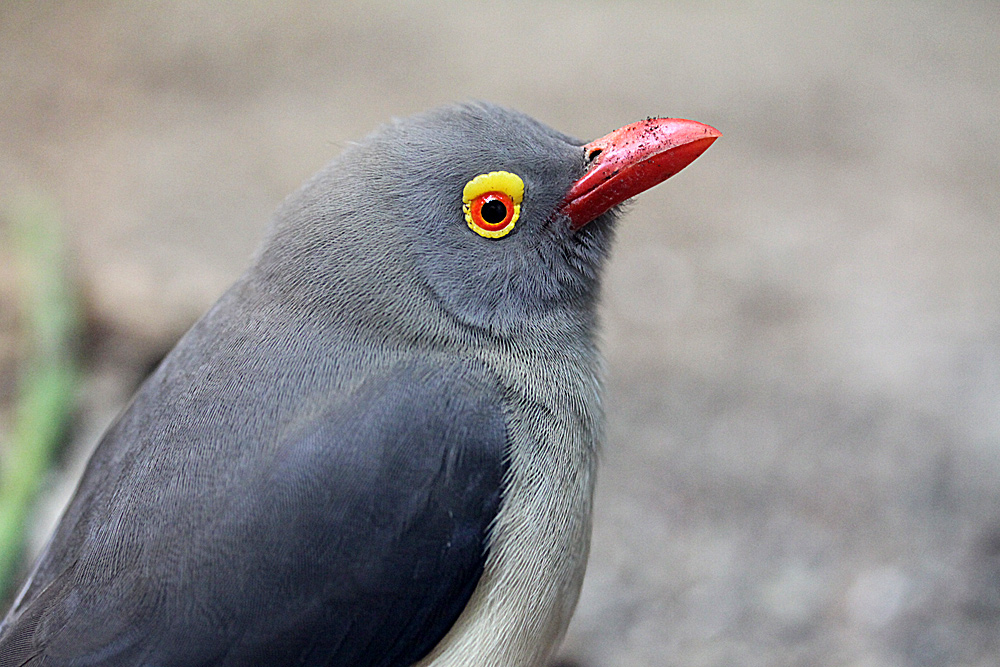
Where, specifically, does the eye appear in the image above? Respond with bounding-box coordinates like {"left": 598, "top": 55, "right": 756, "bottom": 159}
{"left": 468, "top": 191, "right": 515, "bottom": 234}
{"left": 462, "top": 171, "right": 524, "bottom": 239}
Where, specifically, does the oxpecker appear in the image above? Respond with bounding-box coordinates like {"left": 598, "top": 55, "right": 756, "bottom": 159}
{"left": 0, "top": 103, "right": 719, "bottom": 666}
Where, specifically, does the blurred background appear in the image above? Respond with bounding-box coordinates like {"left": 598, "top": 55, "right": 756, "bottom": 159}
{"left": 1, "top": 1, "right": 998, "bottom": 665}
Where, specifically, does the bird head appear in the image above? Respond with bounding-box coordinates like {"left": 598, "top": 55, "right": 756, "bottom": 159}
{"left": 259, "top": 103, "right": 718, "bottom": 340}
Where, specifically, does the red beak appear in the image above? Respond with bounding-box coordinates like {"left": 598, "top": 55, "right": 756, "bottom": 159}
{"left": 559, "top": 117, "right": 721, "bottom": 230}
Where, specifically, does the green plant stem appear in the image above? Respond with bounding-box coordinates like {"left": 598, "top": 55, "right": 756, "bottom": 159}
{"left": 0, "top": 196, "right": 78, "bottom": 598}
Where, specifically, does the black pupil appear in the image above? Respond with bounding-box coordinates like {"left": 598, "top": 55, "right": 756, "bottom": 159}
{"left": 481, "top": 198, "right": 508, "bottom": 225}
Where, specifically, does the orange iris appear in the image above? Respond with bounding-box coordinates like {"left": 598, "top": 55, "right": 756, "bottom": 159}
{"left": 468, "top": 191, "right": 516, "bottom": 233}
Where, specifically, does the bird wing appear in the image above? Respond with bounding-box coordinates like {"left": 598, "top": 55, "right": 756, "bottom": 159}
{"left": 0, "top": 359, "right": 508, "bottom": 667}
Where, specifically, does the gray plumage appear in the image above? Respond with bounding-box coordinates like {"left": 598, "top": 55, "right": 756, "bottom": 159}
{"left": 0, "top": 102, "right": 622, "bottom": 666}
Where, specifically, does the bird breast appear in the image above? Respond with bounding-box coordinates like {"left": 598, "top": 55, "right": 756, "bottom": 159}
{"left": 416, "top": 343, "right": 603, "bottom": 667}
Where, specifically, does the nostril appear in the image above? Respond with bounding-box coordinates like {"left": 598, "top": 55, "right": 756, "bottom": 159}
{"left": 586, "top": 148, "right": 602, "bottom": 162}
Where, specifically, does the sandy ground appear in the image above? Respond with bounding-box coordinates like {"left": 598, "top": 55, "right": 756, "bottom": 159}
{"left": 1, "top": 2, "right": 999, "bottom": 665}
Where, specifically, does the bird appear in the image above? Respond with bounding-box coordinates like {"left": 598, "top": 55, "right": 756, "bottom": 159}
{"left": 0, "top": 102, "right": 718, "bottom": 666}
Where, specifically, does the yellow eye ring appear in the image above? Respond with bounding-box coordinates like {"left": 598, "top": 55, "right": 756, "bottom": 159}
{"left": 462, "top": 171, "right": 524, "bottom": 239}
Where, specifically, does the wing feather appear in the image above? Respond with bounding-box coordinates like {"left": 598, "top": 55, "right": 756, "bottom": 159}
{"left": 0, "top": 360, "right": 508, "bottom": 667}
